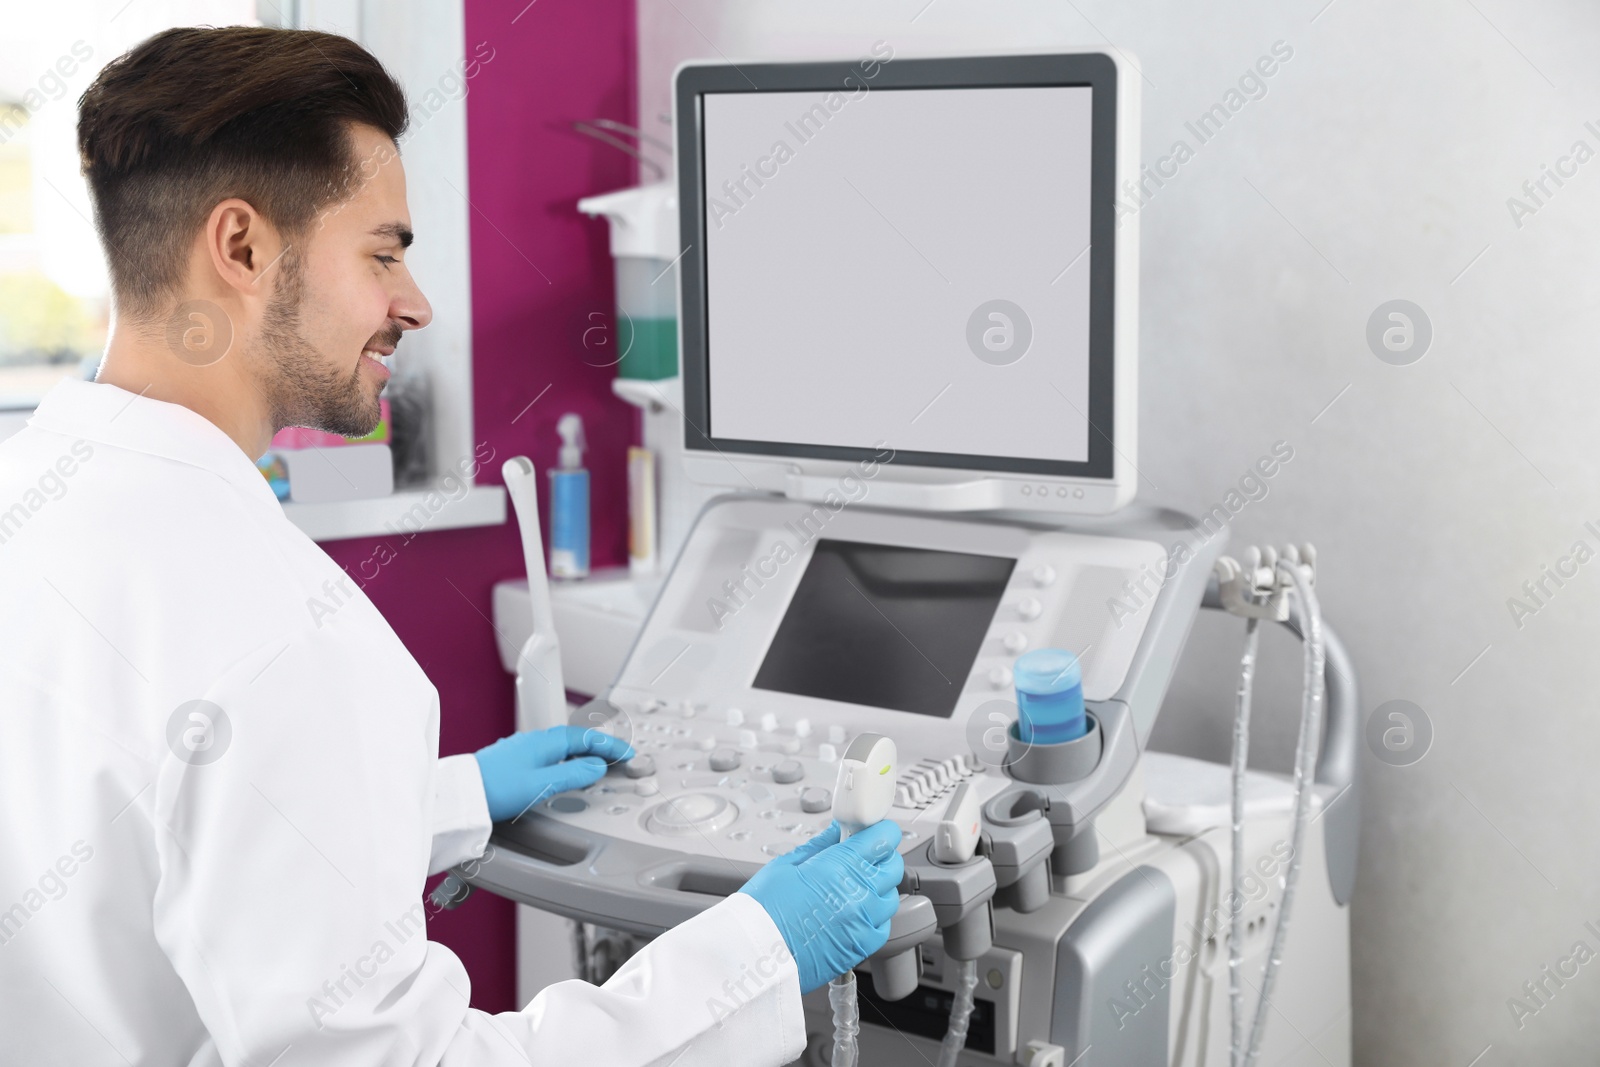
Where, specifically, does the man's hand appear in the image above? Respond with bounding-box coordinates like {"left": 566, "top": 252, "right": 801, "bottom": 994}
{"left": 738, "top": 819, "right": 904, "bottom": 993}
{"left": 473, "top": 725, "right": 635, "bottom": 823}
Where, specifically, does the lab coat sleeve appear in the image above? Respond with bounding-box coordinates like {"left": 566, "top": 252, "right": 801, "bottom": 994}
{"left": 428, "top": 753, "right": 491, "bottom": 875}
{"left": 151, "top": 625, "right": 807, "bottom": 1067}
{"left": 443, "top": 893, "right": 809, "bottom": 1067}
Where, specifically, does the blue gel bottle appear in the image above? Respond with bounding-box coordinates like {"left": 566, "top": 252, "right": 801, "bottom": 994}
{"left": 548, "top": 413, "right": 590, "bottom": 579}
{"left": 1013, "top": 648, "right": 1087, "bottom": 744}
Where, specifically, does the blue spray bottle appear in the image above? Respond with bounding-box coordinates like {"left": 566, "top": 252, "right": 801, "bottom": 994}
{"left": 548, "top": 413, "right": 590, "bottom": 579}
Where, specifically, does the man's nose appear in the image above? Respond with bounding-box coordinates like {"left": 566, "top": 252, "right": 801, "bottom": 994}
{"left": 394, "top": 280, "right": 432, "bottom": 331}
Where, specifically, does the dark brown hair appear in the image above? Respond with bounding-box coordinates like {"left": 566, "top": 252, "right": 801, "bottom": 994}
{"left": 77, "top": 26, "right": 408, "bottom": 319}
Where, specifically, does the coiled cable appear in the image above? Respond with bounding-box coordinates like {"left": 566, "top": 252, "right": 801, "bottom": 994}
{"left": 829, "top": 971, "right": 860, "bottom": 1067}
{"left": 1232, "top": 559, "right": 1325, "bottom": 1067}
{"left": 936, "top": 958, "right": 979, "bottom": 1067}
{"left": 1228, "top": 615, "right": 1262, "bottom": 1067}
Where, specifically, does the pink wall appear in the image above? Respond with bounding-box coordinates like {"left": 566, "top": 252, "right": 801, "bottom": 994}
{"left": 320, "top": 0, "right": 638, "bottom": 1013}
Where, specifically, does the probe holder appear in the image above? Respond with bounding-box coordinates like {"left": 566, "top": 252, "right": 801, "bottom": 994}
{"left": 901, "top": 841, "right": 998, "bottom": 962}
{"left": 994, "top": 700, "right": 1140, "bottom": 877}
{"left": 866, "top": 893, "right": 938, "bottom": 1001}
{"left": 978, "top": 795, "right": 1055, "bottom": 913}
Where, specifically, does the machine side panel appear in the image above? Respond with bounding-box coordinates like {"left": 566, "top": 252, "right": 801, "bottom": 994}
{"left": 1052, "top": 865, "right": 1175, "bottom": 1063}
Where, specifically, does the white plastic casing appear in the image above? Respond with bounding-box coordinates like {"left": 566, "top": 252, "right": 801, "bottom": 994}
{"left": 576, "top": 498, "right": 1167, "bottom": 865}
{"left": 833, "top": 734, "right": 898, "bottom": 840}
{"left": 675, "top": 49, "right": 1141, "bottom": 516}
{"left": 932, "top": 781, "right": 983, "bottom": 864}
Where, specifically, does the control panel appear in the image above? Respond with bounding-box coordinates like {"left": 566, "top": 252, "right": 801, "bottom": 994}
{"left": 522, "top": 496, "right": 1169, "bottom": 868}
{"left": 541, "top": 692, "right": 1005, "bottom": 866}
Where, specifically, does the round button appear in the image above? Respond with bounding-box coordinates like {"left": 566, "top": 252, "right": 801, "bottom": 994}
{"left": 709, "top": 747, "right": 742, "bottom": 772}
{"left": 759, "top": 712, "right": 779, "bottom": 733}
{"left": 635, "top": 779, "right": 660, "bottom": 797}
{"left": 772, "top": 759, "right": 805, "bottom": 784}
{"left": 1032, "top": 564, "right": 1057, "bottom": 587}
{"left": 549, "top": 796, "right": 587, "bottom": 814}
{"left": 647, "top": 792, "right": 735, "bottom": 836}
{"left": 987, "top": 665, "right": 1014, "bottom": 689}
{"left": 779, "top": 737, "right": 801, "bottom": 755}
{"left": 1015, "top": 595, "right": 1044, "bottom": 620}
{"left": 1003, "top": 632, "right": 1028, "bottom": 654}
{"left": 726, "top": 707, "right": 745, "bottom": 726}
{"left": 623, "top": 755, "right": 656, "bottom": 779}
{"left": 800, "top": 786, "right": 832, "bottom": 813}
{"left": 698, "top": 737, "right": 716, "bottom": 751}
{"left": 738, "top": 729, "right": 759, "bottom": 750}
{"left": 794, "top": 718, "right": 812, "bottom": 738}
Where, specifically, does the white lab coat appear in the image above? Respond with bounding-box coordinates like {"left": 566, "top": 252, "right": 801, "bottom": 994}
{"left": 0, "top": 379, "right": 808, "bottom": 1066}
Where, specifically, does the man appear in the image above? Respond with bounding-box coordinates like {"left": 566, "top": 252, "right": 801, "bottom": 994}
{"left": 0, "top": 26, "right": 901, "bottom": 1065}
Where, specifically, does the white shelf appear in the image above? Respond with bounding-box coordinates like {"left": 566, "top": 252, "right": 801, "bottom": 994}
{"left": 492, "top": 569, "right": 663, "bottom": 696}
{"left": 282, "top": 484, "right": 506, "bottom": 543}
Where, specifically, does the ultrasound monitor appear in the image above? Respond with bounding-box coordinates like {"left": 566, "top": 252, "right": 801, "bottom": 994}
{"left": 673, "top": 51, "right": 1141, "bottom": 514}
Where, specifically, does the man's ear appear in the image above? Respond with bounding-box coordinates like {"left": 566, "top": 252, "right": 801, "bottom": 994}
{"left": 204, "top": 198, "right": 290, "bottom": 299}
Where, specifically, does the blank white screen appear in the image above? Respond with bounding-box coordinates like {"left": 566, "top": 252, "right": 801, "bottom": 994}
{"left": 703, "top": 84, "right": 1093, "bottom": 464}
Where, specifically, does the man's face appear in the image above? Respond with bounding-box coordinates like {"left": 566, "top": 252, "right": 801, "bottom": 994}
{"left": 256, "top": 123, "right": 431, "bottom": 437}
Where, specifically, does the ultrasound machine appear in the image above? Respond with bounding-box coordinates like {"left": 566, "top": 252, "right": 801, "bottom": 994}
{"left": 458, "top": 50, "right": 1359, "bottom": 1067}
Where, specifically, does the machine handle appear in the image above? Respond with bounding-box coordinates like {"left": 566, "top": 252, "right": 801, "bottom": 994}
{"left": 459, "top": 818, "right": 763, "bottom": 937}
{"left": 459, "top": 807, "right": 933, "bottom": 939}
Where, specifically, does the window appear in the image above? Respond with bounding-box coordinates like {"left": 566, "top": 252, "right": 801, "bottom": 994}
{"left": 0, "top": 2, "right": 260, "bottom": 409}
{"left": 0, "top": 1, "right": 499, "bottom": 539}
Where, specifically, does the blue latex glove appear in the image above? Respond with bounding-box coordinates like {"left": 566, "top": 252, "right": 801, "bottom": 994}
{"left": 473, "top": 725, "right": 635, "bottom": 823}
{"left": 738, "top": 819, "right": 904, "bottom": 993}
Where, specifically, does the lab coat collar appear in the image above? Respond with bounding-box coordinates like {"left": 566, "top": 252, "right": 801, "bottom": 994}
{"left": 27, "top": 378, "right": 283, "bottom": 512}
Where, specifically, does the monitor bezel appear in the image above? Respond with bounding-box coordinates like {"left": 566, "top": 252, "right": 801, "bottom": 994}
{"left": 675, "top": 51, "right": 1122, "bottom": 481}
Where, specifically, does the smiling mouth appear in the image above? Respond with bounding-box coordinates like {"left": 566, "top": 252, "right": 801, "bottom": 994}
{"left": 362, "top": 323, "right": 402, "bottom": 376}
{"left": 360, "top": 348, "right": 392, "bottom": 377}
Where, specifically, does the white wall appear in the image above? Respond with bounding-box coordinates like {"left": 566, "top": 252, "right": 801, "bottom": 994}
{"left": 637, "top": 1, "right": 1600, "bottom": 1062}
